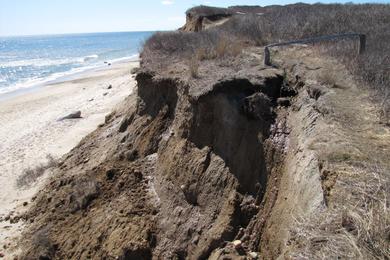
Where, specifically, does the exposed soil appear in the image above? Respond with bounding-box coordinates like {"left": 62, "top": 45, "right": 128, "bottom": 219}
{"left": 14, "top": 44, "right": 389, "bottom": 259}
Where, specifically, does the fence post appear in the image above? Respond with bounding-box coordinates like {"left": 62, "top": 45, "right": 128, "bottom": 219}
{"left": 264, "top": 47, "right": 271, "bottom": 66}
{"left": 359, "top": 34, "right": 366, "bottom": 54}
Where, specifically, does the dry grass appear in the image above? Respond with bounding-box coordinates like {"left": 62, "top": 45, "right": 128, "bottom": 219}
{"left": 142, "top": 3, "right": 390, "bottom": 118}
{"left": 188, "top": 56, "right": 200, "bottom": 78}
{"left": 288, "top": 165, "right": 389, "bottom": 259}
{"left": 17, "top": 155, "right": 57, "bottom": 188}
{"left": 317, "top": 70, "right": 338, "bottom": 87}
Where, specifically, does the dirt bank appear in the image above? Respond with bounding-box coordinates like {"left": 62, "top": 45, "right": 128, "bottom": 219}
{"left": 14, "top": 46, "right": 389, "bottom": 260}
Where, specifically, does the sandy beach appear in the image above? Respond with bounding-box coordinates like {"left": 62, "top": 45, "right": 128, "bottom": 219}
{"left": 0, "top": 61, "right": 138, "bottom": 251}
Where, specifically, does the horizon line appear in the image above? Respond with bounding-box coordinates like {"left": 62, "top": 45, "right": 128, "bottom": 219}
{"left": 0, "top": 29, "right": 165, "bottom": 38}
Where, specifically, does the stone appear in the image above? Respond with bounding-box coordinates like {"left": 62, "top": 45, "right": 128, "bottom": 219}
{"left": 232, "top": 240, "right": 242, "bottom": 249}
{"left": 23, "top": 202, "right": 28, "bottom": 206}
{"left": 58, "top": 111, "right": 82, "bottom": 121}
{"left": 249, "top": 252, "right": 258, "bottom": 259}
{"left": 107, "top": 85, "right": 112, "bottom": 89}
{"left": 277, "top": 97, "right": 291, "bottom": 107}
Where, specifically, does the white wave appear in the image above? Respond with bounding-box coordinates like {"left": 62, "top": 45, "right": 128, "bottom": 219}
{"left": 0, "top": 54, "right": 99, "bottom": 68}
{"left": 0, "top": 64, "right": 100, "bottom": 95}
{"left": 0, "top": 58, "right": 73, "bottom": 68}
{"left": 108, "top": 54, "right": 139, "bottom": 63}
{"left": 0, "top": 53, "right": 139, "bottom": 95}
{"left": 80, "top": 54, "right": 99, "bottom": 63}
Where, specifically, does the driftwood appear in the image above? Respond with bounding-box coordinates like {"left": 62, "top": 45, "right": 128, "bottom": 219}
{"left": 264, "top": 33, "right": 366, "bottom": 66}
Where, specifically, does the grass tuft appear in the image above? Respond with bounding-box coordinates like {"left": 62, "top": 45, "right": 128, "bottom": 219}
{"left": 17, "top": 155, "right": 57, "bottom": 188}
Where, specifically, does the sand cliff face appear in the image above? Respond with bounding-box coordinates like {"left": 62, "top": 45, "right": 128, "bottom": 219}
{"left": 17, "top": 44, "right": 390, "bottom": 259}
{"left": 19, "top": 58, "right": 299, "bottom": 258}
{"left": 180, "top": 11, "right": 232, "bottom": 32}
{"left": 15, "top": 16, "right": 390, "bottom": 259}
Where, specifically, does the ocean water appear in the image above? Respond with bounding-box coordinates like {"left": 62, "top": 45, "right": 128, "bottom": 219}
{"left": 0, "top": 31, "right": 153, "bottom": 95}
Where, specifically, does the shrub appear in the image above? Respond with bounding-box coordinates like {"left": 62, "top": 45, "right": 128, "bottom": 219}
{"left": 142, "top": 3, "right": 390, "bottom": 116}
{"left": 17, "top": 155, "right": 57, "bottom": 188}
{"left": 188, "top": 57, "right": 199, "bottom": 78}
{"left": 186, "top": 5, "right": 233, "bottom": 17}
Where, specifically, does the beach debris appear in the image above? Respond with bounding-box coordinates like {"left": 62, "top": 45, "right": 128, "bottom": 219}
{"left": 88, "top": 98, "right": 94, "bottom": 102}
{"left": 103, "top": 92, "right": 108, "bottom": 96}
{"left": 249, "top": 252, "right": 258, "bottom": 259}
{"left": 0, "top": 252, "right": 4, "bottom": 258}
{"left": 104, "top": 61, "right": 112, "bottom": 66}
{"left": 107, "top": 84, "right": 112, "bottom": 89}
{"left": 232, "top": 240, "right": 243, "bottom": 250}
{"left": 58, "top": 111, "right": 82, "bottom": 121}
{"left": 277, "top": 97, "right": 291, "bottom": 107}
{"left": 23, "top": 201, "right": 28, "bottom": 206}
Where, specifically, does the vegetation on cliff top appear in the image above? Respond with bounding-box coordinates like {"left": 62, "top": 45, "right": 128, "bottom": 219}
{"left": 142, "top": 3, "right": 390, "bottom": 120}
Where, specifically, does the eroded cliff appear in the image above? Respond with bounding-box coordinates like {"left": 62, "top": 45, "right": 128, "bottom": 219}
{"left": 16, "top": 9, "right": 390, "bottom": 259}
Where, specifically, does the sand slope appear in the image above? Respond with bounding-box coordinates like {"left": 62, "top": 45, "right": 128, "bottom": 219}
{"left": 0, "top": 61, "right": 137, "bottom": 251}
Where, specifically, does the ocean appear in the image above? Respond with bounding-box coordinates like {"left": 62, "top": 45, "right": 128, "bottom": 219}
{"left": 0, "top": 31, "right": 153, "bottom": 95}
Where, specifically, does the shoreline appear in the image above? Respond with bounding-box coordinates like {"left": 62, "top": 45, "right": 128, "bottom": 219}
{"left": 0, "top": 60, "right": 138, "bottom": 254}
{"left": 0, "top": 55, "right": 139, "bottom": 102}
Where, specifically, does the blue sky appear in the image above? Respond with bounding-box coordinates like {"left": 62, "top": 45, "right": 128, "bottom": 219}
{"left": 0, "top": 0, "right": 387, "bottom": 36}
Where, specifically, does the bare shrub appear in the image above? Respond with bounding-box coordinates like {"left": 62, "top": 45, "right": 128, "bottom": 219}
{"left": 219, "top": 13, "right": 267, "bottom": 45}
{"left": 196, "top": 47, "right": 216, "bottom": 61}
{"left": 318, "top": 70, "right": 338, "bottom": 87}
{"left": 188, "top": 57, "right": 199, "bottom": 78}
{"left": 143, "top": 3, "right": 390, "bottom": 117}
{"left": 17, "top": 155, "right": 57, "bottom": 188}
{"left": 215, "top": 37, "right": 229, "bottom": 58}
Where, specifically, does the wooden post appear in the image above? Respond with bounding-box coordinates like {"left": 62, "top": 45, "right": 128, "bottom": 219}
{"left": 264, "top": 47, "right": 271, "bottom": 66}
{"left": 359, "top": 34, "right": 366, "bottom": 54}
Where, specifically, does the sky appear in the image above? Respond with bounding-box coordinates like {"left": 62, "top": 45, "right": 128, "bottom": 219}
{"left": 0, "top": 0, "right": 388, "bottom": 36}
